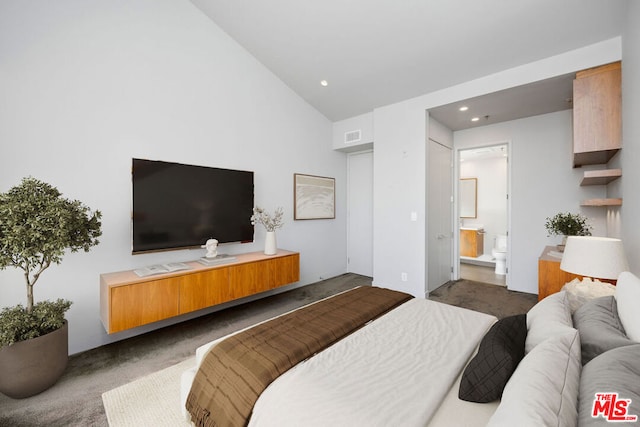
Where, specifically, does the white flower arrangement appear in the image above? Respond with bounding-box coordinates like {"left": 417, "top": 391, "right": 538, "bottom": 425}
{"left": 250, "top": 206, "right": 284, "bottom": 232}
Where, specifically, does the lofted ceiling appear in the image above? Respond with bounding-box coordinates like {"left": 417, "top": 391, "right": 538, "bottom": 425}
{"left": 190, "top": 0, "right": 626, "bottom": 123}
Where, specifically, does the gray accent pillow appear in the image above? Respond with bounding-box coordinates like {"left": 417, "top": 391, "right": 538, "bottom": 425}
{"left": 573, "top": 296, "right": 633, "bottom": 364}
{"left": 578, "top": 344, "right": 640, "bottom": 426}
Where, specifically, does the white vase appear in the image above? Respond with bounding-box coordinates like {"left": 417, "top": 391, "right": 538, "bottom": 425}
{"left": 264, "top": 231, "right": 277, "bottom": 255}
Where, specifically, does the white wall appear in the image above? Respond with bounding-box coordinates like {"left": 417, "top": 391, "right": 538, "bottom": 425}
{"left": 615, "top": 0, "right": 640, "bottom": 275}
{"left": 373, "top": 104, "right": 428, "bottom": 296}
{"left": 0, "top": 0, "right": 347, "bottom": 354}
{"left": 455, "top": 111, "right": 608, "bottom": 293}
{"left": 428, "top": 118, "right": 453, "bottom": 149}
{"left": 332, "top": 112, "right": 374, "bottom": 152}
{"left": 373, "top": 38, "right": 621, "bottom": 297}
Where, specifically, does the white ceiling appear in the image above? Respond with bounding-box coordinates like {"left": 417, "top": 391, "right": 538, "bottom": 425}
{"left": 429, "top": 72, "right": 576, "bottom": 131}
{"left": 190, "top": 0, "right": 626, "bottom": 123}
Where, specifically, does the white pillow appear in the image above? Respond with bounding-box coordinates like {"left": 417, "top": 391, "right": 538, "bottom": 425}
{"left": 488, "top": 329, "right": 581, "bottom": 427}
{"left": 562, "top": 277, "right": 616, "bottom": 314}
{"left": 526, "top": 291, "right": 573, "bottom": 353}
{"left": 615, "top": 271, "right": 640, "bottom": 342}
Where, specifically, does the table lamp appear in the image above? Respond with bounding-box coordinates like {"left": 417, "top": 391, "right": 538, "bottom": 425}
{"left": 560, "top": 236, "right": 629, "bottom": 280}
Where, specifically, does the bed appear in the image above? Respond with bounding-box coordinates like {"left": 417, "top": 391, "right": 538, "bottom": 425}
{"left": 180, "top": 275, "right": 640, "bottom": 427}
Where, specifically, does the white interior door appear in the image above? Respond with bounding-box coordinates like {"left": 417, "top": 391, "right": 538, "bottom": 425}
{"left": 347, "top": 151, "right": 373, "bottom": 276}
{"left": 427, "top": 140, "right": 453, "bottom": 293}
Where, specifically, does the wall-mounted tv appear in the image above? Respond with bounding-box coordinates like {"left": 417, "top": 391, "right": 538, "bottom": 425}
{"left": 132, "top": 158, "right": 254, "bottom": 254}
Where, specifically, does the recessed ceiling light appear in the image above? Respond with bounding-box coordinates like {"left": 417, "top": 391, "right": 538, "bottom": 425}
{"left": 320, "top": 80, "right": 328, "bottom": 87}
{"left": 459, "top": 106, "right": 469, "bottom": 112}
{"left": 471, "top": 117, "right": 480, "bottom": 122}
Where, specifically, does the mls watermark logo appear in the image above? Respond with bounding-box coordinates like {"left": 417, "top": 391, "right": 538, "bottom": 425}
{"left": 592, "top": 393, "right": 638, "bottom": 422}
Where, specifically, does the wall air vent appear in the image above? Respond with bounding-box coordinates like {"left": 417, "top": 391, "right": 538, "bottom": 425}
{"left": 344, "top": 129, "right": 362, "bottom": 144}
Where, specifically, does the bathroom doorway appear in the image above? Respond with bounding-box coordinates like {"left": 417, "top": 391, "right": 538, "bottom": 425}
{"left": 457, "top": 143, "right": 509, "bottom": 287}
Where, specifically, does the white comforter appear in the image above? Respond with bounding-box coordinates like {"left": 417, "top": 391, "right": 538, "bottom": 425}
{"left": 248, "top": 298, "right": 497, "bottom": 427}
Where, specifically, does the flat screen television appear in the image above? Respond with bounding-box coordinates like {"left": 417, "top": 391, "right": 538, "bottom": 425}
{"left": 132, "top": 158, "right": 254, "bottom": 254}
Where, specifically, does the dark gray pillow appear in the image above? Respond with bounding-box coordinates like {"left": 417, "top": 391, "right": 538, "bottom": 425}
{"left": 573, "top": 296, "right": 633, "bottom": 364}
{"left": 459, "top": 314, "right": 527, "bottom": 403}
{"left": 579, "top": 344, "right": 640, "bottom": 426}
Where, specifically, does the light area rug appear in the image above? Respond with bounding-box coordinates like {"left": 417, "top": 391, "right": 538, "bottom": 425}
{"left": 102, "top": 358, "right": 195, "bottom": 426}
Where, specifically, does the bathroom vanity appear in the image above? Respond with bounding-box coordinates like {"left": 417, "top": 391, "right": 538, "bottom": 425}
{"left": 460, "top": 228, "right": 484, "bottom": 257}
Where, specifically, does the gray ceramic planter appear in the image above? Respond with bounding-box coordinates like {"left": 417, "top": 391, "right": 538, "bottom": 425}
{"left": 0, "top": 320, "right": 68, "bottom": 399}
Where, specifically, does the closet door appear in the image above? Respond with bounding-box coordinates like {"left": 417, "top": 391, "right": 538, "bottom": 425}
{"left": 427, "top": 140, "right": 453, "bottom": 292}
{"left": 347, "top": 151, "right": 373, "bottom": 277}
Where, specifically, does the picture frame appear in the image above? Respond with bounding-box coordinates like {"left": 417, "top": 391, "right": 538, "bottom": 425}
{"left": 294, "top": 173, "right": 335, "bottom": 220}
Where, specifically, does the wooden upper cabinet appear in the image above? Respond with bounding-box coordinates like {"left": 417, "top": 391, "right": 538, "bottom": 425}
{"left": 573, "top": 61, "right": 621, "bottom": 167}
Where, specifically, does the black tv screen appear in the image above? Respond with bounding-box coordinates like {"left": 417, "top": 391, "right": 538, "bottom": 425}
{"left": 132, "top": 158, "right": 254, "bottom": 253}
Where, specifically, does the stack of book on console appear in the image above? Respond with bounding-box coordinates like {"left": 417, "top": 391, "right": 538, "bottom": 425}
{"left": 134, "top": 262, "right": 192, "bottom": 277}
{"left": 198, "top": 254, "right": 237, "bottom": 266}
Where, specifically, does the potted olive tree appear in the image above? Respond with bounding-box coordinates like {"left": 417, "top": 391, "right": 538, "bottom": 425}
{"left": 0, "top": 177, "right": 101, "bottom": 398}
{"left": 545, "top": 211, "right": 592, "bottom": 250}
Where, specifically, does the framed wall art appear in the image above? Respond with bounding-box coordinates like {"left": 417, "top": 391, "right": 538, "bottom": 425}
{"left": 294, "top": 173, "right": 335, "bottom": 220}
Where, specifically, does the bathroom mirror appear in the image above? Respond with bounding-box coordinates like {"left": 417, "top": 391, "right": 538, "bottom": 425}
{"left": 460, "top": 178, "right": 477, "bottom": 218}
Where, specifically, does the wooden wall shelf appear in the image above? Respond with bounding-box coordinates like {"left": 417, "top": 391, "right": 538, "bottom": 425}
{"left": 100, "top": 250, "right": 300, "bottom": 334}
{"left": 580, "top": 169, "right": 622, "bottom": 186}
{"left": 580, "top": 198, "right": 623, "bottom": 207}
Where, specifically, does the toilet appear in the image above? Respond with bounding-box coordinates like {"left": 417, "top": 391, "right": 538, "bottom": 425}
{"left": 492, "top": 234, "right": 507, "bottom": 275}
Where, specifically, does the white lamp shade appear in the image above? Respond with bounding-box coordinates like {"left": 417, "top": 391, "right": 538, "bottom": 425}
{"left": 560, "top": 236, "right": 629, "bottom": 280}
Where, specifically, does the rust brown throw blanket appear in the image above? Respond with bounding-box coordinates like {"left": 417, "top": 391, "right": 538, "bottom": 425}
{"left": 185, "top": 286, "right": 413, "bottom": 427}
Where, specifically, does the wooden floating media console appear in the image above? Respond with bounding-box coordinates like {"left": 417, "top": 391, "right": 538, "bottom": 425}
{"left": 100, "top": 250, "right": 300, "bottom": 334}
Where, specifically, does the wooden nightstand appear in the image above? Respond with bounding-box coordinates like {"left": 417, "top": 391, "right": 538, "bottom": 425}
{"left": 537, "top": 246, "right": 581, "bottom": 301}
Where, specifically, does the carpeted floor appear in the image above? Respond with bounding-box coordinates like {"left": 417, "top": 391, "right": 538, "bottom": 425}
{"left": 0, "top": 275, "right": 536, "bottom": 427}
{"left": 429, "top": 279, "right": 538, "bottom": 319}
